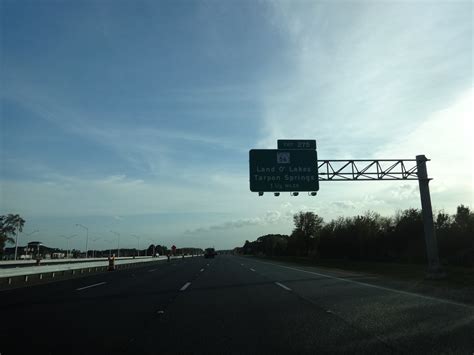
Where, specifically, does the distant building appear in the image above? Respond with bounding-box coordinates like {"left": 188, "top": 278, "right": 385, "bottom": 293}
{"left": 3, "top": 242, "right": 58, "bottom": 260}
{"left": 51, "top": 252, "right": 66, "bottom": 259}
{"left": 27, "top": 241, "right": 42, "bottom": 256}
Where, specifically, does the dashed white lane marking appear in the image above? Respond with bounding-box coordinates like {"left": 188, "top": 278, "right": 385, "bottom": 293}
{"left": 76, "top": 282, "right": 107, "bottom": 291}
{"left": 200, "top": 268, "right": 204, "bottom": 272}
{"left": 275, "top": 282, "right": 292, "bottom": 291}
{"left": 252, "top": 259, "right": 474, "bottom": 309}
{"left": 250, "top": 268, "right": 256, "bottom": 272}
{"left": 180, "top": 282, "right": 191, "bottom": 291}
{"left": 148, "top": 269, "right": 157, "bottom": 272}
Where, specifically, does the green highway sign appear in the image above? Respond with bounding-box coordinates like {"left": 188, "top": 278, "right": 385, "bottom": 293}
{"left": 249, "top": 149, "right": 319, "bottom": 192}
{"left": 277, "top": 139, "right": 316, "bottom": 150}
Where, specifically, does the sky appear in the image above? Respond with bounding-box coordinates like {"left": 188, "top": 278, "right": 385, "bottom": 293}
{"left": 1, "top": 0, "right": 472, "bottom": 252}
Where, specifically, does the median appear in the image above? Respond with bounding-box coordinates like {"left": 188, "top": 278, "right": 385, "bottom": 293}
{"left": 0, "top": 255, "right": 195, "bottom": 290}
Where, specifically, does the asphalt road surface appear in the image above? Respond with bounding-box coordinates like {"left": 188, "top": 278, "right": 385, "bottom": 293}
{"left": 1, "top": 255, "right": 473, "bottom": 354}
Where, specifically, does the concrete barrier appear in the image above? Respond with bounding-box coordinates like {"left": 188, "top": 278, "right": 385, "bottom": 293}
{"left": 0, "top": 255, "right": 194, "bottom": 290}
{"left": 0, "top": 256, "right": 156, "bottom": 269}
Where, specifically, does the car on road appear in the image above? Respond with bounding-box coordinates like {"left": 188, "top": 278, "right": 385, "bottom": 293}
{"left": 204, "top": 248, "right": 217, "bottom": 258}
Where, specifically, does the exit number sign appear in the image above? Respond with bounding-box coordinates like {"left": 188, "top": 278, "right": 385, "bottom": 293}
{"left": 277, "top": 140, "right": 316, "bottom": 150}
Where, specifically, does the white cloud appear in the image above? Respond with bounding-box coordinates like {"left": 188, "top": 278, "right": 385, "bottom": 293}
{"left": 376, "top": 89, "right": 473, "bottom": 186}
{"left": 264, "top": 210, "right": 281, "bottom": 223}
{"left": 247, "top": 2, "right": 473, "bottom": 220}
{"left": 259, "top": 2, "right": 472, "bottom": 159}
{"left": 373, "top": 89, "right": 474, "bottom": 211}
{"left": 184, "top": 209, "right": 283, "bottom": 234}
{"left": 1, "top": 79, "right": 248, "bottom": 179}
{"left": 332, "top": 201, "right": 357, "bottom": 210}
{"left": 1, "top": 173, "right": 217, "bottom": 217}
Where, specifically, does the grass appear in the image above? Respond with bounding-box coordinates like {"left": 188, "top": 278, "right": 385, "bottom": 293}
{"left": 250, "top": 255, "right": 474, "bottom": 289}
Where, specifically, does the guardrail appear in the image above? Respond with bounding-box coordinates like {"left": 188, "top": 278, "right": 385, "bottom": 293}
{"left": 0, "top": 255, "right": 155, "bottom": 268}
{"left": 0, "top": 255, "right": 199, "bottom": 290}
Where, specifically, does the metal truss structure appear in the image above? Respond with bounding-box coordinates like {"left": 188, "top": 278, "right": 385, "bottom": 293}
{"left": 314, "top": 156, "right": 443, "bottom": 278}
{"left": 257, "top": 154, "right": 443, "bottom": 277}
{"left": 317, "top": 159, "right": 421, "bottom": 181}
{"left": 251, "top": 140, "right": 444, "bottom": 278}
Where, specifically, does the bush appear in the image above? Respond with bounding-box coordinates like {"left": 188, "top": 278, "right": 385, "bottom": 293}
{"left": 242, "top": 205, "right": 473, "bottom": 267}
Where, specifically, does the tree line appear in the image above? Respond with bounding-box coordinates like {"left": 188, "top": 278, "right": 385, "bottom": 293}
{"left": 1, "top": 214, "right": 201, "bottom": 258}
{"left": 238, "top": 205, "right": 474, "bottom": 267}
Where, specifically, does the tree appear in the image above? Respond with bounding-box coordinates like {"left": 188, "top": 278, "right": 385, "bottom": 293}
{"left": 454, "top": 205, "right": 473, "bottom": 232}
{"left": 155, "top": 244, "right": 168, "bottom": 256}
{"left": 240, "top": 205, "right": 473, "bottom": 266}
{"left": 243, "top": 240, "right": 252, "bottom": 254}
{"left": 447, "top": 205, "right": 474, "bottom": 266}
{"left": 291, "top": 212, "right": 324, "bottom": 257}
{"left": 390, "top": 208, "right": 424, "bottom": 262}
{"left": 435, "top": 211, "right": 453, "bottom": 230}
{"left": 293, "top": 212, "right": 324, "bottom": 238}
{"left": 147, "top": 244, "right": 155, "bottom": 256}
{"left": 0, "top": 214, "right": 26, "bottom": 256}
{"left": 255, "top": 234, "right": 289, "bottom": 256}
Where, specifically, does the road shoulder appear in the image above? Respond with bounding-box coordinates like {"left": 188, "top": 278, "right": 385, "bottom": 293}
{"left": 244, "top": 255, "right": 474, "bottom": 307}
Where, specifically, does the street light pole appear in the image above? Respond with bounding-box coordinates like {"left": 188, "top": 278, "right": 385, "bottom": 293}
{"left": 13, "top": 222, "right": 22, "bottom": 260}
{"left": 91, "top": 236, "right": 100, "bottom": 258}
{"left": 131, "top": 234, "right": 140, "bottom": 257}
{"left": 104, "top": 239, "right": 113, "bottom": 257}
{"left": 148, "top": 238, "right": 156, "bottom": 257}
{"left": 60, "top": 234, "right": 77, "bottom": 258}
{"left": 23, "top": 230, "right": 39, "bottom": 259}
{"left": 110, "top": 231, "right": 120, "bottom": 258}
{"left": 75, "top": 224, "right": 89, "bottom": 258}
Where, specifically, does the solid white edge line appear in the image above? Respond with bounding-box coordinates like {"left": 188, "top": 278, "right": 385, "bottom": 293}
{"left": 252, "top": 259, "right": 473, "bottom": 309}
{"left": 76, "top": 282, "right": 107, "bottom": 291}
{"left": 180, "top": 282, "right": 191, "bottom": 291}
{"left": 275, "top": 282, "right": 292, "bottom": 291}
{"left": 250, "top": 268, "right": 256, "bottom": 272}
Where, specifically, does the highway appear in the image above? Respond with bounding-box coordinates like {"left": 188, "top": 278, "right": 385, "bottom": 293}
{"left": 1, "top": 255, "right": 473, "bottom": 354}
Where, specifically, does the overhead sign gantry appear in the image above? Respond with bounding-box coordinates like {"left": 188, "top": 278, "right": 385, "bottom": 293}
{"left": 248, "top": 139, "right": 445, "bottom": 279}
